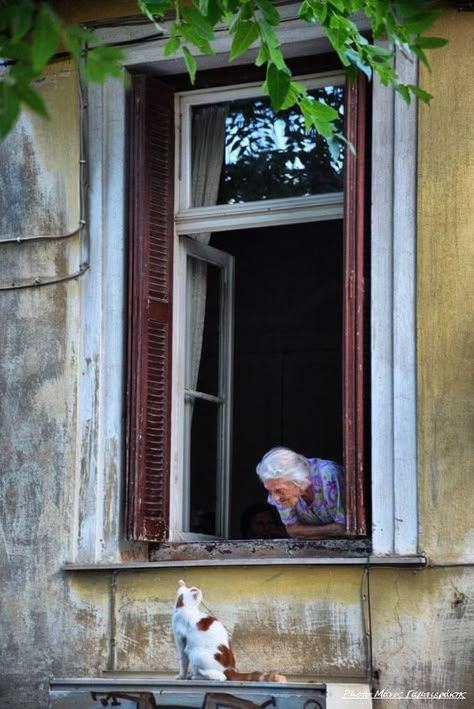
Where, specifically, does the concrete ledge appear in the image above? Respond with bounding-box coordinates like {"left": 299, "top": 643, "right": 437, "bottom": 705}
{"left": 62, "top": 555, "right": 427, "bottom": 571}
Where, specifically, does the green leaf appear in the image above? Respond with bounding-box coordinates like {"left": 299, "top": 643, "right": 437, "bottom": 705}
{"left": 258, "top": 18, "right": 280, "bottom": 49}
{"left": 83, "top": 46, "right": 124, "bottom": 83}
{"left": 0, "top": 84, "right": 21, "bottom": 138}
{"left": 137, "top": 0, "right": 166, "bottom": 30}
{"left": 267, "top": 43, "right": 287, "bottom": 70}
{"left": 31, "top": 3, "right": 59, "bottom": 72}
{"left": 139, "top": 0, "right": 171, "bottom": 14}
{"left": 328, "top": 0, "right": 346, "bottom": 11}
{"left": 280, "top": 80, "right": 307, "bottom": 110}
{"left": 412, "top": 45, "right": 430, "bottom": 70}
{"left": 266, "top": 63, "right": 291, "bottom": 111}
{"left": 164, "top": 34, "right": 181, "bottom": 57}
{"left": 345, "top": 49, "right": 372, "bottom": 79}
{"left": 415, "top": 36, "right": 449, "bottom": 50}
{"left": 395, "top": 83, "right": 411, "bottom": 104}
{"left": 16, "top": 82, "right": 49, "bottom": 118}
{"left": 407, "top": 84, "right": 433, "bottom": 103}
{"left": 368, "top": 43, "right": 394, "bottom": 59}
{"left": 1, "top": 40, "right": 34, "bottom": 64}
{"left": 303, "top": 99, "right": 338, "bottom": 137}
{"left": 298, "top": 1, "right": 315, "bottom": 23}
{"left": 229, "top": 21, "right": 259, "bottom": 61}
{"left": 182, "top": 46, "right": 197, "bottom": 84}
{"left": 178, "top": 22, "right": 215, "bottom": 55}
{"left": 255, "top": 44, "right": 269, "bottom": 67}
{"left": 313, "top": 98, "right": 339, "bottom": 122}
{"left": 255, "top": 0, "right": 280, "bottom": 26}
{"left": 401, "top": 10, "right": 441, "bottom": 36}
{"left": 8, "top": 1, "right": 33, "bottom": 43}
{"left": 206, "top": 0, "right": 225, "bottom": 26}
{"left": 327, "top": 134, "right": 342, "bottom": 164}
{"left": 62, "top": 26, "right": 96, "bottom": 59}
{"left": 181, "top": 7, "right": 215, "bottom": 41}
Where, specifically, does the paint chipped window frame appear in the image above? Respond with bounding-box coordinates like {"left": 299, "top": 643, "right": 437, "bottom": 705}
{"left": 125, "top": 62, "right": 368, "bottom": 547}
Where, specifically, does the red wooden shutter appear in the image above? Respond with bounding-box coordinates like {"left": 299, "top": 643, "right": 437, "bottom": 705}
{"left": 343, "top": 73, "right": 368, "bottom": 536}
{"left": 126, "top": 75, "right": 175, "bottom": 541}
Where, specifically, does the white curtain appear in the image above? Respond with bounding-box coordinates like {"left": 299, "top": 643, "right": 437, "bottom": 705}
{"left": 188, "top": 104, "right": 229, "bottom": 391}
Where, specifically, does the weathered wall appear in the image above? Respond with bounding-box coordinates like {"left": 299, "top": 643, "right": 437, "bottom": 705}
{"left": 66, "top": 565, "right": 474, "bottom": 699}
{"left": 110, "top": 567, "right": 367, "bottom": 678}
{"left": 0, "top": 7, "right": 473, "bottom": 709}
{"left": 0, "top": 65, "right": 109, "bottom": 707}
{"left": 417, "top": 10, "right": 474, "bottom": 563}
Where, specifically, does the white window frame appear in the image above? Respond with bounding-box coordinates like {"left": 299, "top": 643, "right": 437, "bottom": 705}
{"left": 73, "top": 15, "right": 419, "bottom": 562}
{"left": 177, "top": 237, "right": 234, "bottom": 540}
{"left": 170, "top": 74, "right": 346, "bottom": 542}
{"left": 176, "top": 72, "right": 345, "bottom": 233}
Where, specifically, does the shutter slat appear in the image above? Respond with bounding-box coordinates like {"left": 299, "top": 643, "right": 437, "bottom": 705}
{"left": 126, "top": 75, "right": 174, "bottom": 542}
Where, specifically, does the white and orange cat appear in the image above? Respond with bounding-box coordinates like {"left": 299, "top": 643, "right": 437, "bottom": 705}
{"left": 172, "top": 579, "right": 286, "bottom": 682}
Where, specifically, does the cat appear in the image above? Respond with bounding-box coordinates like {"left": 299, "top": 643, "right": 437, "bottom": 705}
{"left": 172, "top": 579, "right": 287, "bottom": 682}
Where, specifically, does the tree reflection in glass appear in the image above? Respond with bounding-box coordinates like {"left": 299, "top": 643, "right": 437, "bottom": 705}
{"left": 195, "top": 85, "right": 344, "bottom": 205}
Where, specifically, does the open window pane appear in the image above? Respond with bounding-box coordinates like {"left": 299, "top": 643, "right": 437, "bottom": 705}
{"left": 181, "top": 238, "right": 234, "bottom": 538}
{"left": 185, "top": 258, "right": 220, "bottom": 397}
{"left": 191, "top": 85, "right": 344, "bottom": 206}
{"left": 186, "top": 397, "right": 219, "bottom": 535}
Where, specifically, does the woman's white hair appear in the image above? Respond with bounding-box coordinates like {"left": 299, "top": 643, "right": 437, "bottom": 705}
{"left": 256, "top": 447, "right": 311, "bottom": 487}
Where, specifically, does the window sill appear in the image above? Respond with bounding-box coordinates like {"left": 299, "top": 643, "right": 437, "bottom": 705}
{"left": 62, "top": 539, "right": 426, "bottom": 571}
{"left": 150, "top": 538, "right": 372, "bottom": 561}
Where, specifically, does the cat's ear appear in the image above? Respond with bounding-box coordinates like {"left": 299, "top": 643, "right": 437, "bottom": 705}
{"left": 191, "top": 588, "right": 202, "bottom": 603}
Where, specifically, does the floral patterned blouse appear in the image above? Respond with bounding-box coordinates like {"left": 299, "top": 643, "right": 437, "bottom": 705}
{"left": 267, "top": 457, "right": 345, "bottom": 527}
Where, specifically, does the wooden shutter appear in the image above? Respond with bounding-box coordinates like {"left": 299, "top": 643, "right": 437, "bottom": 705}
{"left": 126, "top": 75, "right": 175, "bottom": 541}
{"left": 343, "top": 73, "right": 368, "bottom": 536}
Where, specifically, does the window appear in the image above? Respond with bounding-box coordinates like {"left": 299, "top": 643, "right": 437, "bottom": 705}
{"left": 125, "top": 66, "right": 368, "bottom": 544}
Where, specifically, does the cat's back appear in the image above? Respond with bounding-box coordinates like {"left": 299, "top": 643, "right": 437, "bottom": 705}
{"left": 181, "top": 610, "right": 229, "bottom": 649}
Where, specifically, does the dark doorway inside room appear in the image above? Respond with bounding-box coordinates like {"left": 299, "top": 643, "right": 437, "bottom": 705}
{"left": 191, "top": 219, "right": 343, "bottom": 538}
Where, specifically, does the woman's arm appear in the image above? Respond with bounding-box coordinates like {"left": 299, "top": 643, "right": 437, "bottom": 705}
{"left": 285, "top": 522, "right": 345, "bottom": 538}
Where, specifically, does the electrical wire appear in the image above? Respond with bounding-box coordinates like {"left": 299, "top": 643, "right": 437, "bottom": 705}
{"left": 0, "top": 28, "right": 165, "bottom": 69}
{"left": 0, "top": 47, "right": 90, "bottom": 292}
{"left": 0, "top": 222, "right": 86, "bottom": 245}
{"left": 361, "top": 566, "right": 374, "bottom": 689}
{"left": 0, "top": 264, "right": 90, "bottom": 291}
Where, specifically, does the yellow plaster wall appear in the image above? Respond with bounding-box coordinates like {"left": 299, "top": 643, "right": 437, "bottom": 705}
{"left": 113, "top": 567, "right": 367, "bottom": 679}
{"left": 369, "top": 566, "right": 473, "bottom": 703}
{"left": 417, "top": 11, "right": 474, "bottom": 563}
{"left": 70, "top": 565, "right": 474, "bottom": 705}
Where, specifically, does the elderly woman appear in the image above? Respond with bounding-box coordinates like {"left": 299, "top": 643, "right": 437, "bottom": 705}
{"left": 256, "top": 447, "right": 345, "bottom": 538}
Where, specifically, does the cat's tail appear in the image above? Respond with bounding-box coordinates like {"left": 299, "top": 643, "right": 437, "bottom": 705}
{"left": 224, "top": 670, "right": 287, "bottom": 683}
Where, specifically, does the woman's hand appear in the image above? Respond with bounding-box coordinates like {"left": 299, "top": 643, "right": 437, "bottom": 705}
{"left": 285, "top": 522, "right": 345, "bottom": 538}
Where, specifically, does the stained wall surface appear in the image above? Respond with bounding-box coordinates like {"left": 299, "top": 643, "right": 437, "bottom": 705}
{"left": 0, "top": 7, "right": 473, "bottom": 709}
{"left": 0, "top": 64, "right": 111, "bottom": 707}
{"left": 417, "top": 10, "right": 474, "bottom": 563}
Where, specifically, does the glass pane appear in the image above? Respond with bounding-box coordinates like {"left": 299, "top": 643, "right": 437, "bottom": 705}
{"left": 185, "top": 254, "right": 220, "bottom": 396}
{"left": 187, "top": 398, "right": 219, "bottom": 534}
{"left": 191, "top": 85, "right": 344, "bottom": 206}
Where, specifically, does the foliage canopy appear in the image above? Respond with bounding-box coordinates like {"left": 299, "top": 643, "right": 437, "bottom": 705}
{"left": 0, "top": 0, "right": 448, "bottom": 140}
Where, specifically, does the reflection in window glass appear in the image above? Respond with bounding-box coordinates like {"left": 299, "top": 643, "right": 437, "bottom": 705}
{"left": 191, "top": 86, "right": 344, "bottom": 205}
{"left": 185, "top": 256, "right": 220, "bottom": 397}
